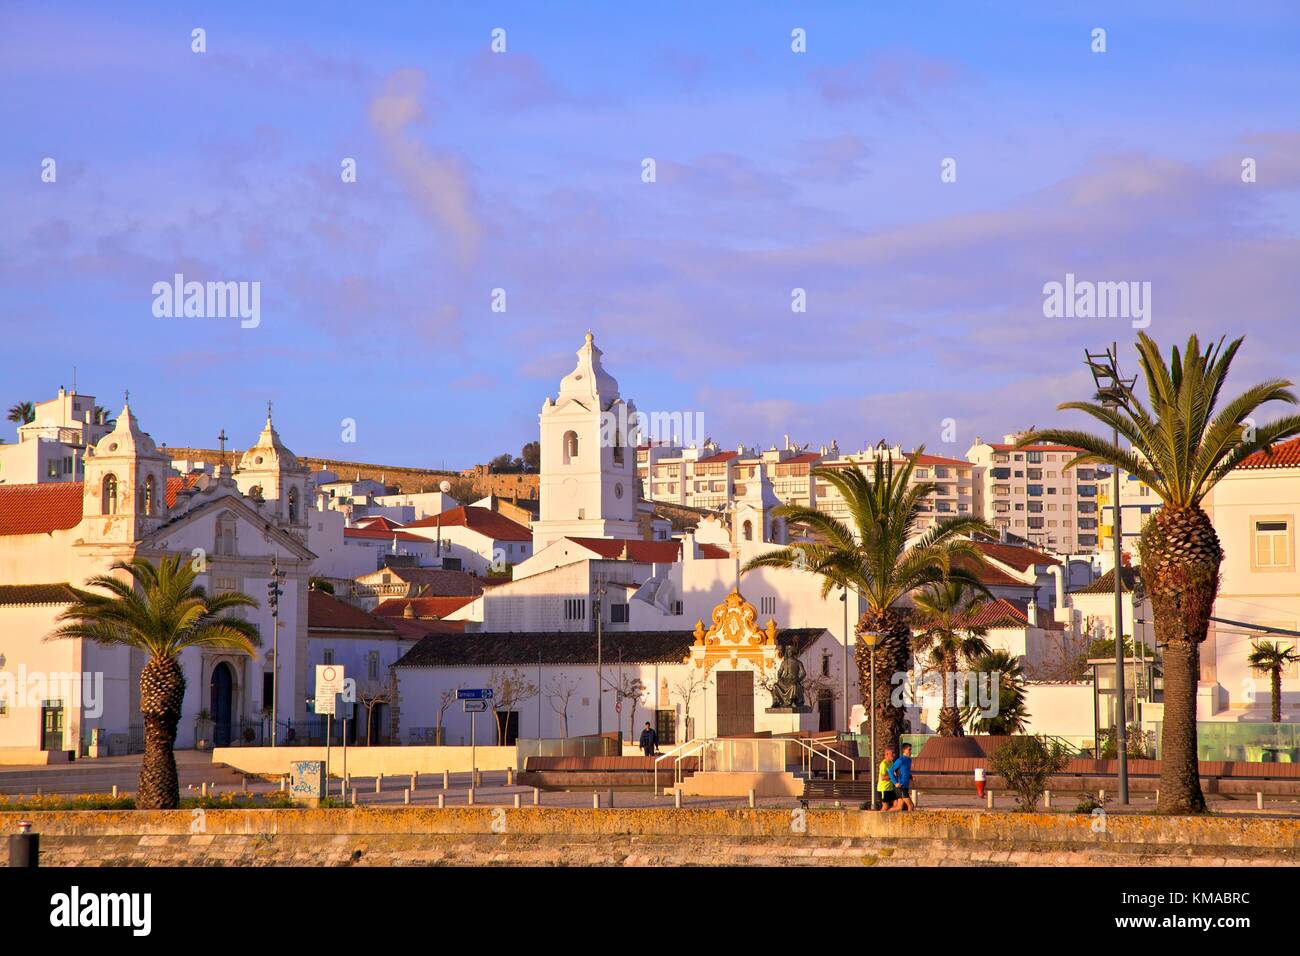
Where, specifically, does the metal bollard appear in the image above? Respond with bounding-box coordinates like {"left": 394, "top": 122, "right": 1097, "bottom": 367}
{"left": 410, "top": 772, "right": 417, "bottom": 792}
{"left": 201, "top": 782, "right": 208, "bottom": 797}
{"left": 467, "top": 789, "right": 475, "bottom": 806}
{"left": 404, "top": 789, "right": 411, "bottom": 806}
{"left": 375, "top": 777, "right": 381, "bottom": 794}
{"left": 112, "top": 785, "right": 119, "bottom": 798}
{"left": 280, "top": 776, "right": 286, "bottom": 792}
{"left": 9, "top": 821, "right": 39, "bottom": 868}
{"left": 986, "top": 790, "right": 994, "bottom": 809}
{"left": 748, "top": 789, "right": 756, "bottom": 809}
{"left": 533, "top": 787, "right": 540, "bottom": 806}
{"left": 437, "top": 793, "right": 445, "bottom": 809}
{"left": 674, "top": 789, "right": 682, "bottom": 809}
{"left": 351, "top": 789, "right": 358, "bottom": 806}
{"left": 513, "top": 793, "right": 521, "bottom": 809}
{"left": 1257, "top": 792, "right": 1264, "bottom": 810}
{"left": 443, "top": 769, "right": 450, "bottom": 790}
{"left": 914, "top": 789, "right": 921, "bottom": 807}
{"left": 1044, "top": 790, "right": 1051, "bottom": 809}
{"left": 507, "top": 768, "right": 514, "bottom": 786}
{"left": 593, "top": 792, "right": 600, "bottom": 809}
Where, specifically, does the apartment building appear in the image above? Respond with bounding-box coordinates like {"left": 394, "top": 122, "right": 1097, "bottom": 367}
{"left": 814, "top": 447, "right": 976, "bottom": 534}
{"left": 966, "top": 432, "right": 1105, "bottom": 555}
{"left": 0, "top": 387, "right": 114, "bottom": 485}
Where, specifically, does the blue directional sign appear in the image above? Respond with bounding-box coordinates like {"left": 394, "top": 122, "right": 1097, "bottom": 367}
{"left": 457, "top": 688, "right": 493, "bottom": 701}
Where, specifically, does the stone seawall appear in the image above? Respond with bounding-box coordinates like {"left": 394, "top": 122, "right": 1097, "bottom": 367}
{"left": 4, "top": 808, "right": 1298, "bottom": 867}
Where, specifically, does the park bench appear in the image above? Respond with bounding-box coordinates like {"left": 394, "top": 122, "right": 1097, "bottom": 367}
{"left": 800, "top": 777, "right": 878, "bottom": 805}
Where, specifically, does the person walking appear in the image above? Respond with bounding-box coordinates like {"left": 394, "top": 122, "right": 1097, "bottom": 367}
{"left": 639, "top": 720, "right": 658, "bottom": 757}
{"left": 889, "top": 742, "right": 915, "bottom": 811}
{"left": 875, "top": 745, "right": 897, "bottom": 811}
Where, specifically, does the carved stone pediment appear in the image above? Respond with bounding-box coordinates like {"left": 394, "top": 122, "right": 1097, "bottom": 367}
{"left": 685, "top": 590, "right": 780, "bottom": 673}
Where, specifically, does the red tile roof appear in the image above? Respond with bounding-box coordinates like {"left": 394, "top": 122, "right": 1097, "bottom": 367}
{"left": 353, "top": 515, "right": 405, "bottom": 530}
{"left": 952, "top": 555, "right": 1026, "bottom": 588}
{"left": 343, "top": 527, "right": 431, "bottom": 543}
{"left": 1238, "top": 436, "right": 1300, "bottom": 470}
{"left": 956, "top": 597, "right": 1061, "bottom": 631}
{"left": 989, "top": 443, "right": 1083, "bottom": 453}
{"left": 695, "top": 451, "right": 740, "bottom": 465}
{"left": 698, "top": 543, "right": 731, "bottom": 559}
{"left": 166, "top": 474, "right": 202, "bottom": 507}
{"left": 972, "top": 539, "right": 1060, "bottom": 571}
{"left": 405, "top": 506, "right": 531, "bottom": 542}
{"left": 388, "top": 617, "right": 467, "bottom": 639}
{"left": 308, "top": 590, "right": 396, "bottom": 632}
{"left": 782, "top": 452, "right": 821, "bottom": 464}
{"left": 0, "top": 481, "right": 84, "bottom": 536}
{"left": 913, "top": 453, "right": 971, "bottom": 468}
{"left": 374, "top": 595, "right": 478, "bottom": 619}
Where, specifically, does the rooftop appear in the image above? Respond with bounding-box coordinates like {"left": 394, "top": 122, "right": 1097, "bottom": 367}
{"left": 404, "top": 506, "right": 532, "bottom": 542}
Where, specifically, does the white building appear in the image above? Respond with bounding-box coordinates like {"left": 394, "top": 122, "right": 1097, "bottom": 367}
{"left": 0, "top": 387, "right": 114, "bottom": 485}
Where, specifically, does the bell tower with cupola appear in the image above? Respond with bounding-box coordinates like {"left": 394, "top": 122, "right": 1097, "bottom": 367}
{"left": 81, "top": 396, "right": 172, "bottom": 544}
{"left": 532, "top": 332, "right": 640, "bottom": 550}
{"left": 233, "top": 404, "right": 311, "bottom": 533}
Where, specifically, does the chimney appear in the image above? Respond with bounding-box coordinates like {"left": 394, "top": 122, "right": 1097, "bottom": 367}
{"left": 1027, "top": 600, "right": 1038, "bottom": 627}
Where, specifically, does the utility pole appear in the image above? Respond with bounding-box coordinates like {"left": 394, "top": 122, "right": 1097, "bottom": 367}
{"left": 267, "top": 555, "right": 285, "bottom": 747}
{"left": 1085, "top": 343, "right": 1136, "bottom": 805}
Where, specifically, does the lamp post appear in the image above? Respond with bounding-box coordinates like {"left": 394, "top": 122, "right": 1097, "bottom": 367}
{"left": 593, "top": 578, "right": 607, "bottom": 737}
{"left": 840, "top": 587, "right": 851, "bottom": 734}
{"left": 862, "top": 629, "right": 881, "bottom": 810}
{"left": 1085, "top": 343, "right": 1136, "bottom": 805}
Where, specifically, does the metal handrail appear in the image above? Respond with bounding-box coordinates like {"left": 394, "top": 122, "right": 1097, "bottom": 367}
{"left": 652, "top": 738, "right": 709, "bottom": 794}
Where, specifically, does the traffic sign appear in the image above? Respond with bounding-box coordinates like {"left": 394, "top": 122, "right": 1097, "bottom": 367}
{"left": 462, "top": 700, "right": 490, "bottom": 713}
{"left": 317, "top": 664, "right": 346, "bottom": 696}
{"left": 315, "top": 694, "right": 337, "bottom": 716}
{"left": 457, "top": 688, "right": 493, "bottom": 701}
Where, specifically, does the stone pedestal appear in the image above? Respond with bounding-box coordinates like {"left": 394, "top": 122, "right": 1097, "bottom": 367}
{"left": 761, "top": 707, "right": 808, "bottom": 736}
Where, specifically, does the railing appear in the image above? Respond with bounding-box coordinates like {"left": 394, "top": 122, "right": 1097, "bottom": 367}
{"left": 652, "top": 735, "right": 854, "bottom": 793}
{"left": 653, "top": 738, "right": 713, "bottom": 794}
{"left": 793, "top": 735, "right": 855, "bottom": 781}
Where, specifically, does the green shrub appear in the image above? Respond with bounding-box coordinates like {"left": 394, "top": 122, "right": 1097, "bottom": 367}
{"left": 988, "top": 735, "right": 1071, "bottom": 811}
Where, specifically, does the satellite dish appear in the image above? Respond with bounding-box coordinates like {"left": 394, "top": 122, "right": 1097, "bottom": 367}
{"left": 439, "top": 480, "right": 451, "bottom": 494}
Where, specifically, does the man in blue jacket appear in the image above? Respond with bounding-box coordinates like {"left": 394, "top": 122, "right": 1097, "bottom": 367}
{"left": 888, "top": 742, "right": 915, "bottom": 811}
{"left": 639, "top": 721, "right": 659, "bottom": 756}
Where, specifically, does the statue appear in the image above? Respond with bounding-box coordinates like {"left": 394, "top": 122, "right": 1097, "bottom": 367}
{"left": 770, "top": 645, "right": 808, "bottom": 711}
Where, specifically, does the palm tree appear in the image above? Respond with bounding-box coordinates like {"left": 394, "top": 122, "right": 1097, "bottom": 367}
{"left": 1019, "top": 333, "right": 1300, "bottom": 813}
{"left": 912, "top": 582, "right": 992, "bottom": 736}
{"left": 741, "top": 450, "right": 994, "bottom": 762}
{"left": 49, "top": 556, "right": 260, "bottom": 809}
{"left": 962, "top": 649, "right": 1029, "bottom": 735}
{"left": 1247, "top": 640, "right": 1300, "bottom": 723}
{"left": 7, "top": 401, "right": 35, "bottom": 425}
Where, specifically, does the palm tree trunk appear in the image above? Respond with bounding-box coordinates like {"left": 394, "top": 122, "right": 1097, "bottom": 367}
{"left": 137, "top": 655, "right": 185, "bottom": 810}
{"left": 1272, "top": 668, "right": 1282, "bottom": 723}
{"left": 1141, "top": 506, "right": 1219, "bottom": 815}
{"left": 856, "top": 607, "right": 910, "bottom": 763}
{"left": 939, "top": 649, "right": 963, "bottom": 736}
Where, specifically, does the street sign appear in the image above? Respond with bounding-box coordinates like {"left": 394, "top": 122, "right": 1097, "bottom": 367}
{"left": 315, "top": 694, "right": 337, "bottom": 716}
{"left": 457, "top": 688, "right": 493, "bottom": 701}
{"left": 462, "top": 700, "right": 490, "bottom": 713}
{"left": 317, "top": 664, "right": 346, "bottom": 697}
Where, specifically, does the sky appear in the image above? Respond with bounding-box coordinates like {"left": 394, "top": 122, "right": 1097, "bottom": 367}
{"left": 2, "top": 1, "right": 1299, "bottom": 469}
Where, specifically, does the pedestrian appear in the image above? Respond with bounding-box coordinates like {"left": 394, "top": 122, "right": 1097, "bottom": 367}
{"left": 876, "top": 745, "right": 897, "bottom": 811}
{"left": 889, "top": 742, "right": 914, "bottom": 811}
{"left": 639, "top": 720, "right": 658, "bottom": 757}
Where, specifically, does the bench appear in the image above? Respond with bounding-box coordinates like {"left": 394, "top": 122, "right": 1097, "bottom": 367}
{"left": 800, "top": 777, "right": 878, "bottom": 805}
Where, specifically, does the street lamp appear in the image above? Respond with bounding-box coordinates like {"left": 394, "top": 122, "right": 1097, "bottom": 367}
{"left": 861, "top": 629, "right": 882, "bottom": 810}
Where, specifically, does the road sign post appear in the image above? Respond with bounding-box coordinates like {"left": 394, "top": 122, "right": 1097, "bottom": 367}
{"left": 316, "top": 665, "right": 346, "bottom": 797}
{"left": 457, "top": 690, "right": 492, "bottom": 792}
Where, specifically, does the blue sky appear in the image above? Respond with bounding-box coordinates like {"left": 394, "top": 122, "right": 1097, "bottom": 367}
{"left": 3, "top": 1, "right": 1298, "bottom": 467}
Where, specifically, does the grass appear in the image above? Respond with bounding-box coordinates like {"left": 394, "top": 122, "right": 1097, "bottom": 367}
{"left": 0, "top": 791, "right": 302, "bottom": 811}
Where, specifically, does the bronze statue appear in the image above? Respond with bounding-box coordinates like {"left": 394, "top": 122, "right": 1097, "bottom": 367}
{"left": 770, "top": 645, "right": 807, "bottom": 710}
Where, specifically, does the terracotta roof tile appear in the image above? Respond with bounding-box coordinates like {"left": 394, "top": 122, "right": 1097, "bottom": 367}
{"left": 1077, "top": 567, "right": 1143, "bottom": 594}
{"left": 971, "top": 539, "right": 1060, "bottom": 570}
{"left": 0, "top": 583, "right": 88, "bottom": 606}
{"left": 343, "top": 527, "right": 430, "bottom": 543}
{"left": 374, "top": 595, "right": 478, "bottom": 619}
{"left": 308, "top": 591, "right": 395, "bottom": 632}
{"left": 0, "top": 482, "right": 84, "bottom": 536}
{"left": 404, "top": 506, "right": 531, "bottom": 541}
{"left": 1238, "top": 436, "right": 1300, "bottom": 470}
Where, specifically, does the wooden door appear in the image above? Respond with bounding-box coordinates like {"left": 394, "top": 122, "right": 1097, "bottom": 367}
{"left": 715, "top": 671, "right": 754, "bottom": 737}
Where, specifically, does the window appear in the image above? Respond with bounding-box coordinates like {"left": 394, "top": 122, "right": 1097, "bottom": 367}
{"left": 610, "top": 603, "right": 629, "bottom": 624}
{"left": 564, "top": 598, "right": 586, "bottom": 621}
{"left": 1027, "top": 484, "right": 1043, "bottom": 497}
{"left": 821, "top": 652, "right": 831, "bottom": 677}
{"left": 368, "top": 651, "right": 380, "bottom": 681}
{"left": 759, "top": 596, "right": 777, "bottom": 616}
{"left": 562, "top": 430, "right": 579, "bottom": 465}
{"left": 1027, "top": 451, "right": 1043, "bottom": 463}
{"left": 742, "top": 520, "right": 753, "bottom": 541}
{"left": 101, "top": 474, "right": 118, "bottom": 514}
{"left": 215, "top": 513, "right": 238, "bottom": 556}
{"left": 1253, "top": 519, "right": 1292, "bottom": 570}
{"left": 143, "top": 474, "right": 156, "bottom": 515}
{"left": 669, "top": 601, "right": 683, "bottom": 616}
{"left": 47, "top": 459, "right": 59, "bottom": 478}
{"left": 322, "top": 649, "right": 335, "bottom": 665}
{"left": 288, "top": 487, "right": 299, "bottom": 523}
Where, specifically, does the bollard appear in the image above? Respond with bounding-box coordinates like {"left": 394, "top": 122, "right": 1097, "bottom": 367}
{"left": 507, "top": 768, "right": 514, "bottom": 786}
{"left": 833, "top": 800, "right": 841, "bottom": 809}
{"left": 533, "top": 787, "right": 540, "bottom": 806}
{"left": 410, "top": 772, "right": 417, "bottom": 792}
{"left": 593, "top": 792, "right": 600, "bottom": 809}
{"left": 350, "top": 789, "right": 357, "bottom": 806}
{"left": 513, "top": 793, "right": 521, "bottom": 809}
{"left": 280, "top": 776, "right": 286, "bottom": 793}
{"left": 443, "top": 769, "right": 449, "bottom": 790}
{"left": 375, "top": 777, "right": 381, "bottom": 794}
{"left": 1044, "top": 790, "right": 1051, "bottom": 809}
{"left": 674, "top": 789, "right": 682, "bottom": 809}
{"left": 986, "top": 790, "right": 994, "bottom": 809}
{"left": 112, "top": 785, "right": 118, "bottom": 798}
{"left": 241, "top": 777, "right": 247, "bottom": 791}
{"left": 9, "top": 821, "right": 39, "bottom": 868}
{"left": 475, "top": 768, "right": 481, "bottom": 788}
{"left": 437, "top": 793, "right": 445, "bottom": 809}
{"left": 201, "top": 782, "right": 208, "bottom": 797}
{"left": 1257, "top": 792, "right": 1264, "bottom": 810}
{"left": 404, "top": 788, "right": 411, "bottom": 806}
{"left": 914, "top": 789, "right": 921, "bottom": 807}
{"left": 467, "top": 789, "right": 475, "bottom": 806}
{"left": 748, "top": 789, "right": 756, "bottom": 809}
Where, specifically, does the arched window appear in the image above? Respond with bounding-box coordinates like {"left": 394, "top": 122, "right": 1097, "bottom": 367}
{"left": 142, "top": 475, "right": 156, "bottom": 515}
{"left": 215, "top": 513, "right": 237, "bottom": 556}
{"left": 742, "top": 520, "right": 753, "bottom": 541}
{"left": 102, "top": 474, "right": 118, "bottom": 515}
{"left": 562, "top": 431, "right": 579, "bottom": 465}
{"left": 287, "top": 487, "right": 299, "bottom": 523}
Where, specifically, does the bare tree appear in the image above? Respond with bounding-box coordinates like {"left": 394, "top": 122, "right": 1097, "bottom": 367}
{"left": 544, "top": 673, "right": 579, "bottom": 738}
{"left": 357, "top": 679, "right": 394, "bottom": 746}
{"left": 606, "top": 672, "right": 647, "bottom": 744}
{"left": 434, "top": 684, "right": 462, "bottom": 745}
{"left": 488, "top": 668, "right": 539, "bottom": 744}
{"left": 671, "top": 669, "right": 711, "bottom": 741}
